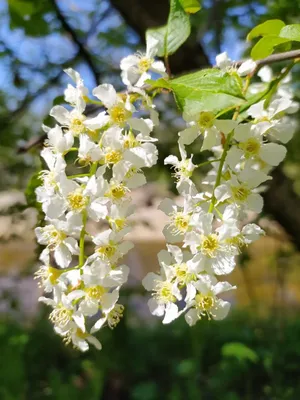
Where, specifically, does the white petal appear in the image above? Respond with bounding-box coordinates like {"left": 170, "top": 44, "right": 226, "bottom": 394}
{"left": 93, "top": 84, "right": 117, "bottom": 108}
{"left": 148, "top": 298, "right": 164, "bottom": 317}
{"left": 185, "top": 308, "right": 198, "bottom": 326}
{"left": 142, "top": 272, "right": 161, "bottom": 291}
{"left": 162, "top": 302, "right": 179, "bottom": 324}
{"left": 178, "top": 126, "right": 199, "bottom": 145}
{"left": 212, "top": 299, "right": 231, "bottom": 320}
{"left": 260, "top": 143, "right": 286, "bottom": 166}
{"left": 50, "top": 106, "right": 70, "bottom": 125}
{"left": 247, "top": 193, "right": 263, "bottom": 213}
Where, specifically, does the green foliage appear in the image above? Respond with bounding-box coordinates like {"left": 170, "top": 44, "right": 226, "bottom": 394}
{"left": 8, "top": 0, "right": 51, "bottom": 36}
{"left": 1, "top": 312, "right": 300, "bottom": 399}
{"left": 24, "top": 172, "right": 42, "bottom": 209}
{"left": 251, "top": 35, "right": 290, "bottom": 60}
{"left": 222, "top": 342, "right": 259, "bottom": 363}
{"left": 279, "top": 24, "right": 300, "bottom": 42}
{"left": 148, "top": 69, "right": 245, "bottom": 114}
{"left": 248, "top": 20, "right": 300, "bottom": 59}
{"left": 179, "top": 0, "right": 201, "bottom": 14}
{"left": 146, "top": 0, "right": 191, "bottom": 57}
{"left": 247, "top": 19, "right": 286, "bottom": 40}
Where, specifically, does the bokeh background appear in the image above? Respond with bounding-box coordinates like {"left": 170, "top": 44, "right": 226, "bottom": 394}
{"left": 1, "top": 0, "right": 300, "bottom": 399}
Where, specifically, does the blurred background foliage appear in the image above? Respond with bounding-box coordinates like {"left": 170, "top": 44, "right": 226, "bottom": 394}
{"left": 1, "top": 0, "right": 300, "bottom": 399}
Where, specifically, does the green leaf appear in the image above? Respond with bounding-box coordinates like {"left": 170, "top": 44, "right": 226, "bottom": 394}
{"left": 222, "top": 342, "right": 259, "bottom": 363}
{"left": 247, "top": 19, "right": 285, "bottom": 41}
{"left": 25, "top": 172, "right": 42, "bottom": 209}
{"left": 145, "top": 78, "right": 171, "bottom": 89}
{"left": 251, "top": 35, "right": 290, "bottom": 60}
{"left": 279, "top": 24, "right": 300, "bottom": 42}
{"left": 169, "top": 68, "right": 245, "bottom": 113}
{"left": 8, "top": 0, "right": 51, "bottom": 36}
{"left": 146, "top": 0, "right": 190, "bottom": 57}
{"left": 179, "top": 0, "right": 201, "bottom": 14}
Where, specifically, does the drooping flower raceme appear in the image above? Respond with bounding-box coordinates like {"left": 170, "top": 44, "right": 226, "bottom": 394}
{"left": 143, "top": 54, "right": 297, "bottom": 326}
{"left": 35, "top": 66, "right": 160, "bottom": 351}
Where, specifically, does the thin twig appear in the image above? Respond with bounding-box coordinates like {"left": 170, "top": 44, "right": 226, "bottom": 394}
{"left": 50, "top": 0, "right": 100, "bottom": 83}
{"left": 235, "top": 49, "right": 300, "bottom": 68}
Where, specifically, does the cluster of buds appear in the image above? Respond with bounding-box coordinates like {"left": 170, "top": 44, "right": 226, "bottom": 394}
{"left": 35, "top": 62, "right": 163, "bottom": 351}
{"left": 142, "top": 57, "right": 298, "bottom": 326}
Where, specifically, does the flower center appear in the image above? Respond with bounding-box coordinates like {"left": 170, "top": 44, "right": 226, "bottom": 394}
{"left": 231, "top": 185, "right": 250, "bottom": 202}
{"left": 67, "top": 190, "right": 89, "bottom": 211}
{"left": 198, "top": 111, "right": 215, "bottom": 129}
{"left": 107, "top": 304, "right": 125, "bottom": 329}
{"left": 97, "top": 244, "right": 117, "bottom": 259}
{"left": 123, "top": 132, "right": 138, "bottom": 149}
{"left": 201, "top": 234, "right": 219, "bottom": 257}
{"left": 171, "top": 212, "right": 190, "bottom": 234}
{"left": 106, "top": 184, "right": 128, "bottom": 201}
{"left": 154, "top": 281, "right": 176, "bottom": 303}
{"left": 87, "top": 285, "right": 106, "bottom": 300}
{"left": 195, "top": 293, "right": 215, "bottom": 319}
{"left": 109, "top": 104, "right": 131, "bottom": 126}
{"left": 43, "top": 226, "right": 66, "bottom": 248}
{"left": 138, "top": 56, "right": 152, "bottom": 73}
{"left": 70, "top": 115, "right": 86, "bottom": 135}
{"left": 105, "top": 149, "right": 123, "bottom": 164}
{"left": 240, "top": 138, "right": 261, "bottom": 156}
{"left": 49, "top": 306, "right": 72, "bottom": 328}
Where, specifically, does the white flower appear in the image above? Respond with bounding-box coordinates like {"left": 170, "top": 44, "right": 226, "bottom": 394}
{"left": 164, "top": 143, "right": 195, "bottom": 190}
{"left": 120, "top": 36, "right": 166, "bottom": 87}
{"left": 215, "top": 167, "right": 271, "bottom": 213}
{"left": 184, "top": 212, "right": 238, "bottom": 275}
{"left": 216, "top": 52, "right": 232, "bottom": 70}
{"left": 35, "top": 214, "right": 81, "bottom": 268}
{"left": 91, "top": 228, "right": 134, "bottom": 264}
{"left": 185, "top": 274, "right": 235, "bottom": 325}
{"left": 78, "top": 134, "right": 102, "bottom": 164}
{"left": 237, "top": 59, "right": 257, "bottom": 76}
{"left": 44, "top": 124, "right": 74, "bottom": 154}
{"left": 64, "top": 68, "right": 88, "bottom": 107}
{"left": 84, "top": 84, "right": 134, "bottom": 129}
{"left": 39, "top": 290, "right": 86, "bottom": 334}
{"left": 179, "top": 112, "right": 237, "bottom": 150}
{"left": 142, "top": 265, "right": 182, "bottom": 324}
{"left": 50, "top": 104, "right": 87, "bottom": 137}
{"left": 60, "top": 323, "right": 102, "bottom": 352}
{"left": 226, "top": 123, "right": 287, "bottom": 168}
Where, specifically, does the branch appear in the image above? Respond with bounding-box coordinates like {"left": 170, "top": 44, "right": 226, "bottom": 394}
{"left": 235, "top": 49, "right": 300, "bottom": 68}
{"left": 50, "top": 0, "right": 100, "bottom": 83}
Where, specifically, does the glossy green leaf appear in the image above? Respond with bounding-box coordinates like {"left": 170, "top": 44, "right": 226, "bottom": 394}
{"left": 222, "top": 342, "right": 259, "bottom": 363}
{"left": 146, "top": 0, "right": 190, "bottom": 57}
{"left": 251, "top": 35, "right": 290, "bottom": 60}
{"left": 145, "top": 78, "right": 171, "bottom": 89}
{"left": 169, "top": 68, "right": 244, "bottom": 113}
{"left": 280, "top": 24, "right": 300, "bottom": 42}
{"left": 179, "top": 0, "right": 201, "bottom": 14}
{"left": 247, "top": 19, "right": 285, "bottom": 41}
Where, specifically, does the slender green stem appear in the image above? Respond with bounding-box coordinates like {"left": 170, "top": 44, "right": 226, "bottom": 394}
{"left": 78, "top": 162, "right": 98, "bottom": 268}
{"left": 67, "top": 173, "right": 90, "bottom": 179}
{"left": 208, "top": 132, "right": 233, "bottom": 213}
{"left": 79, "top": 210, "right": 87, "bottom": 267}
{"left": 196, "top": 158, "right": 221, "bottom": 168}
{"left": 83, "top": 96, "right": 103, "bottom": 106}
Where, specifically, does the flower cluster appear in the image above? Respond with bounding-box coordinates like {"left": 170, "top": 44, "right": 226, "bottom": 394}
{"left": 143, "top": 59, "right": 298, "bottom": 326}
{"left": 35, "top": 64, "right": 162, "bottom": 351}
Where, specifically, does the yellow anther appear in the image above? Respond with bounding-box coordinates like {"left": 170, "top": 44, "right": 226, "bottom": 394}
{"left": 198, "top": 111, "right": 215, "bottom": 129}
{"left": 201, "top": 234, "right": 219, "bottom": 258}
{"left": 67, "top": 189, "right": 89, "bottom": 211}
